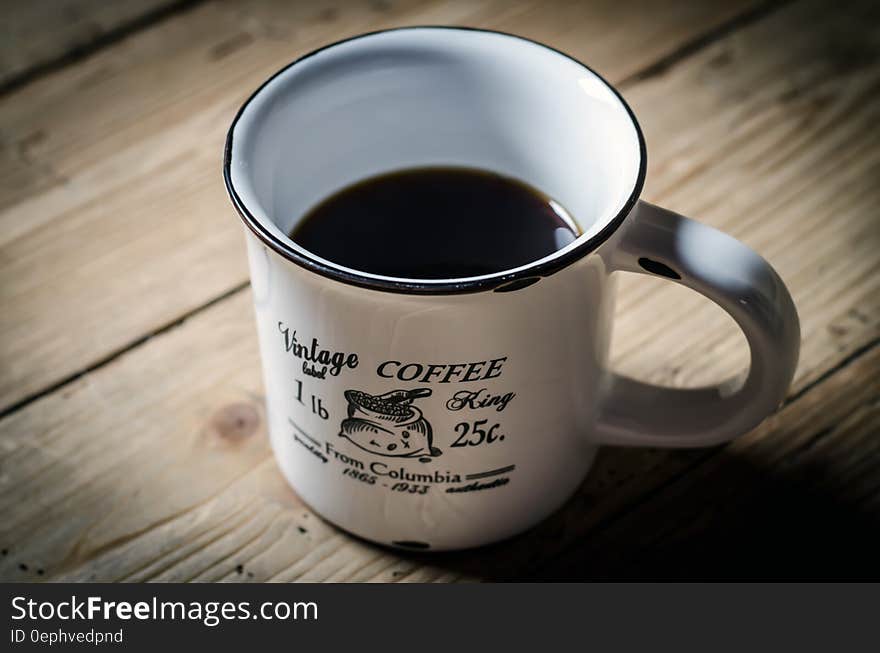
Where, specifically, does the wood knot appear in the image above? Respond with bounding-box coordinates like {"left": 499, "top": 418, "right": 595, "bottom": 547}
{"left": 209, "top": 403, "right": 260, "bottom": 443}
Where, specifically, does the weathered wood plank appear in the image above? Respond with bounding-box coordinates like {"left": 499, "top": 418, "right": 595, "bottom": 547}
{"left": 0, "top": 0, "right": 183, "bottom": 89}
{"left": 1, "top": 0, "right": 877, "bottom": 581}
{"left": 534, "top": 345, "right": 880, "bottom": 579}
{"left": 0, "top": 0, "right": 763, "bottom": 412}
{"left": 0, "top": 292, "right": 268, "bottom": 580}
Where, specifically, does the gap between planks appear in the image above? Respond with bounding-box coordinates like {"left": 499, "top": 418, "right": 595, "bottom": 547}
{"left": 0, "top": 0, "right": 210, "bottom": 97}
{"left": 0, "top": 280, "right": 249, "bottom": 422}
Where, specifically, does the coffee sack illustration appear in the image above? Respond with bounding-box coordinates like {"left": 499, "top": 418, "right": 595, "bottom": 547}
{"left": 339, "top": 388, "right": 441, "bottom": 462}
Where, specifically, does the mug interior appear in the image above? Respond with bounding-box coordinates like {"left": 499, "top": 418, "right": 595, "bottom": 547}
{"left": 226, "top": 27, "right": 644, "bottom": 286}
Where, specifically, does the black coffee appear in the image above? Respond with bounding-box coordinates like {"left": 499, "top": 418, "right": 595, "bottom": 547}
{"left": 289, "top": 167, "right": 580, "bottom": 279}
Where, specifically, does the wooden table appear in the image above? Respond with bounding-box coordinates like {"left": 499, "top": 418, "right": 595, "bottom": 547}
{"left": 1, "top": 0, "right": 877, "bottom": 582}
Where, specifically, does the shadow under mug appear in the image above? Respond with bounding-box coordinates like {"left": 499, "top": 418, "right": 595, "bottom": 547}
{"left": 224, "top": 27, "right": 800, "bottom": 551}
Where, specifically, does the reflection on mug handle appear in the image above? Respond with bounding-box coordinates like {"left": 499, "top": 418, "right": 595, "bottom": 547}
{"left": 595, "top": 201, "right": 800, "bottom": 447}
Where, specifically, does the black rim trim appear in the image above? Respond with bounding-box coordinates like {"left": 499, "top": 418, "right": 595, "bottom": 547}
{"left": 223, "top": 26, "right": 647, "bottom": 295}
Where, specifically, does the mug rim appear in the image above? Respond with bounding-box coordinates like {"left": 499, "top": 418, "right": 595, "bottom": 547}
{"left": 223, "top": 26, "right": 647, "bottom": 295}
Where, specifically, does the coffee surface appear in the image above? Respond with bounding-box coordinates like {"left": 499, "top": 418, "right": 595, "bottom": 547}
{"left": 289, "top": 167, "right": 580, "bottom": 279}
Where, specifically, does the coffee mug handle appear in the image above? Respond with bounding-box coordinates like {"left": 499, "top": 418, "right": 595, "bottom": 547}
{"left": 594, "top": 201, "right": 800, "bottom": 447}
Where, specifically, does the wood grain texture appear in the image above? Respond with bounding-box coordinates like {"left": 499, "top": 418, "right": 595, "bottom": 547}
{"left": 1, "top": 0, "right": 877, "bottom": 582}
{"left": 0, "top": 0, "right": 762, "bottom": 412}
{"left": 0, "top": 0, "right": 184, "bottom": 88}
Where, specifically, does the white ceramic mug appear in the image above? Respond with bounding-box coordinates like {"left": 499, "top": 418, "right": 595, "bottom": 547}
{"left": 223, "top": 27, "right": 800, "bottom": 551}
